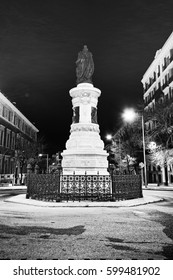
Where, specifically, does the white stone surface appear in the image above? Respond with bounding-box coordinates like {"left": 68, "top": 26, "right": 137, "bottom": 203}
{"left": 61, "top": 83, "right": 109, "bottom": 175}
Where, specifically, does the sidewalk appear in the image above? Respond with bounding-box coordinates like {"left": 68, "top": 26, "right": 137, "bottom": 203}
{"left": 4, "top": 192, "right": 164, "bottom": 208}
{"left": 0, "top": 185, "right": 27, "bottom": 190}
{"left": 0, "top": 185, "right": 27, "bottom": 194}
{"left": 143, "top": 183, "right": 173, "bottom": 191}
{"left": 1, "top": 184, "right": 173, "bottom": 192}
{"left": 1, "top": 183, "right": 172, "bottom": 207}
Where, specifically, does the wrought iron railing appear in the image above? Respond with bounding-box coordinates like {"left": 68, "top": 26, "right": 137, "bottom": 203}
{"left": 26, "top": 174, "right": 61, "bottom": 202}
{"left": 111, "top": 174, "right": 142, "bottom": 200}
{"left": 26, "top": 173, "right": 142, "bottom": 202}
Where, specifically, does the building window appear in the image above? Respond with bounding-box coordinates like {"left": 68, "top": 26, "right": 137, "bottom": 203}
{"left": 158, "top": 65, "right": 160, "bottom": 77}
{"left": 3, "top": 106, "right": 9, "bottom": 119}
{"left": 18, "top": 118, "right": 22, "bottom": 129}
{"left": 10, "top": 158, "right": 14, "bottom": 174}
{"left": 0, "top": 125, "right": 5, "bottom": 146}
{"left": 0, "top": 103, "right": 3, "bottom": 116}
{"left": 0, "top": 155, "right": 2, "bottom": 173}
{"left": 14, "top": 114, "right": 20, "bottom": 127}
{"left": 154, "top": 71, "right": 156, "bottom": 81}
{"left": 4, "top": 156, "right": 10, "bottom": 174}
{"left": 21, "top": 137, "right": 24, "bottom": 149}
{"left": 22, "top": 121, "right": 25, "bottom": 132}
{"left": 16, "top": 133, "right": 21, "bottom": 149}
{"left": 11, "top": 132, "right": 15, "bottom": 150}
{"left": 157, "top": 166, "right": 161, "bottom": 172}
{"left": 6, "top": 129, "right": 11, "bottom": 149}
{"left": 14, "top": 114, "right": 17, "bottom": 126}
{"left": 9, "top": 110, "right": 13, "bottom": 122}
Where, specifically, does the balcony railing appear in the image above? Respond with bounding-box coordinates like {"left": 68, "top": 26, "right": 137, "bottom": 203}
{"left": 169, "top": 76, "right": 173, "bottom": 84}
{"left": 162, "top": 81, "right": 169, "bottom": 90}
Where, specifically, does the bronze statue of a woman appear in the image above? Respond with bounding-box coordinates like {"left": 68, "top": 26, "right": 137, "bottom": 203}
{"left": 76, "top": 45, "right": 94, "bottom": 84}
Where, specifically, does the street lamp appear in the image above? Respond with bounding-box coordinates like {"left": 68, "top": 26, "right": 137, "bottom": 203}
{"left": 105, "top": 134, "right": 115, "bottom": 173}
{"left": 122, "top": 108, "right": 137, "bottom": 123}
{"left": 39, "top": 153, "right": 49, "bottom": 173}
{"left": 105, "top": 134, "right": 113, "bottom": 149}
{"left": 105, "top": 134, "right": 114, "bottom": 153}
{"left": 148, "top": 141, "right": 156, "bottom": 150}
{"left": 122, "top": 108, "right": 147, "bottom": 188}
{"left": 106, "top": 134, "right": 113, "bottom": 141}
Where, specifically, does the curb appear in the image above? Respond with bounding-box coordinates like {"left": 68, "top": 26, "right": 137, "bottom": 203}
{"left": 4, "top": 194, "right": 164, "bottom": 208}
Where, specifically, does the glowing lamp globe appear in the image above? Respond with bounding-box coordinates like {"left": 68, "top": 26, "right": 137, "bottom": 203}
{"left": 122, "top": 108, "right": 136, "bottom": 123}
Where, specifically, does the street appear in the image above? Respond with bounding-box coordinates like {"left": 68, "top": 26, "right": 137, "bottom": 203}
{"left": 0, "top": 189, "right": 172, "bottom": 260}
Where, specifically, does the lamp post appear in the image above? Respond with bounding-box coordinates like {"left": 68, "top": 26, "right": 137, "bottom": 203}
{"left": 19, "top": 151, "right": 26, "bottom": 185}
{"left": 105, "top": 134, "right": 113, "bottom": 151}
{"left": 105, "top": 134, "right": 114, "bottom": 173}
{"left": 141, "top": 114, "right": 147, "bottom": 188}
{"left": 39, "top": 153, "right": 49, "bottom": 173}
{"left": 122, "top": 108, "right": 147, "bottom": 188}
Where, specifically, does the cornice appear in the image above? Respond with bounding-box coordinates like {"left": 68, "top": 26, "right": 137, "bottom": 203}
{"left": 0, "top": 91, "right": 39, "bottom": 132}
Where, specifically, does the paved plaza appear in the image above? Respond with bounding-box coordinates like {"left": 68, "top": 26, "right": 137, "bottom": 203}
{"left": 0, "top": 188, "right": 173, "bottom": 260}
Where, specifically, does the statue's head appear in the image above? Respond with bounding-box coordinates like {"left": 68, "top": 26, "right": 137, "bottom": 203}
{"left": 83, "top": 45, "right": 88, "bottom": 52}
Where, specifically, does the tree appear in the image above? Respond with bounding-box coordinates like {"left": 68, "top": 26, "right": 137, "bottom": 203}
{"left": 145, "top": 97, "right": 173, "bottom": 185}
{"left": 112, "top": 117, "right": 143, "bottom": 174}
{"left": 14, "top": 134, "right": 46, "bottom": 183}
{"left": 145, "top": 98, "right": 173, "bottom": 149}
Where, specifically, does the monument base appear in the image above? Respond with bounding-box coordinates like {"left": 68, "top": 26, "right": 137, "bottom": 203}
{"left": 62, "top": 151, "right": 109, "bottom": 175}
{"left": 61, "top": 83, "right": 109, "bottom": 175}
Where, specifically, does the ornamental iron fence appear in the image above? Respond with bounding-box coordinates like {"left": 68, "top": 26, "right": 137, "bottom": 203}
{"left": 26, "top": 172, "right": 142, "bottom": 202}
{"left": 112, "top": 174, "right": 142, "bottom": 201}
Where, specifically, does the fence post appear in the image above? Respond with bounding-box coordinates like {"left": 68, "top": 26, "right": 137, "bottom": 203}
{"left": 139, "top": 174, "right": 143, "bottom": 198}
{"left": 26, "top": 172, "right": 30, "bottom": 199}
{"left": 56, "top": 170, "right": 61, "bottom": 202}
{"left": 109, "top": 164, "right": 115, "bottom": 201}
{"left": 85, "top": 171, "right": 87, "bottom": 199}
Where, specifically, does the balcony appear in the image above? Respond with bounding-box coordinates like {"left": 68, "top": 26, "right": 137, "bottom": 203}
{"left": 154, "top": 88, "right": 164, "bottom": 102}
{"left": 169, "top": 75, "right": 173, "bottom": 84}
{"left": 162, "top": 81, "right": 169, "bottom": 90}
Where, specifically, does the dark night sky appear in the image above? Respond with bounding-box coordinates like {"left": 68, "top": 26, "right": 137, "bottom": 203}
{"left": 0, "top": 0, "right": 173, "bottom": 154}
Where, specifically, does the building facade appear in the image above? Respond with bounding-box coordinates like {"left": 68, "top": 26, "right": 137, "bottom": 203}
{"left": 0, "top": 91, "right": 39, "bottom": 184}
{"left": 141, "top": 31, "right": 173, "bottom": 184}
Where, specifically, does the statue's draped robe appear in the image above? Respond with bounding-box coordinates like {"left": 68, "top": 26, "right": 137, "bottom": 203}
{"left": 76, "top": 46, "right": 94, "bottom": 84}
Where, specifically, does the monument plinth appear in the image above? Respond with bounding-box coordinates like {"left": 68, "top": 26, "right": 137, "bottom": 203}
{"left": 61, "top": 46, "right": 108, "bottom": 175}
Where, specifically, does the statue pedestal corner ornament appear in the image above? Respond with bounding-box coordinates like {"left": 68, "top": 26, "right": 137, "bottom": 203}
{"left": 61, "top": 46, "right": 109, "bottom": 175}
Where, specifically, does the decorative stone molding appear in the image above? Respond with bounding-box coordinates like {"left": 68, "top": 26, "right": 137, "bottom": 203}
{"left": 70, "top": 123, "right": 100, "bottom": 133}
{"left": 62, "top": 156, "right": 108, "bottom": 168}
{"left": 70, "top": 83, "right": 101, "bottom": 98}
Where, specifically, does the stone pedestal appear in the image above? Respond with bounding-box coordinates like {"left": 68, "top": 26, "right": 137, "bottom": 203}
{"left": 61, "top": 83, "right": 109, "bottom": 175}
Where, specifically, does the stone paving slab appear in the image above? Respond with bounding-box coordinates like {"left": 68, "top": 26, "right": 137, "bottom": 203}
{"left": 4, "top": 193, "right": 164, "bottom": 208}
